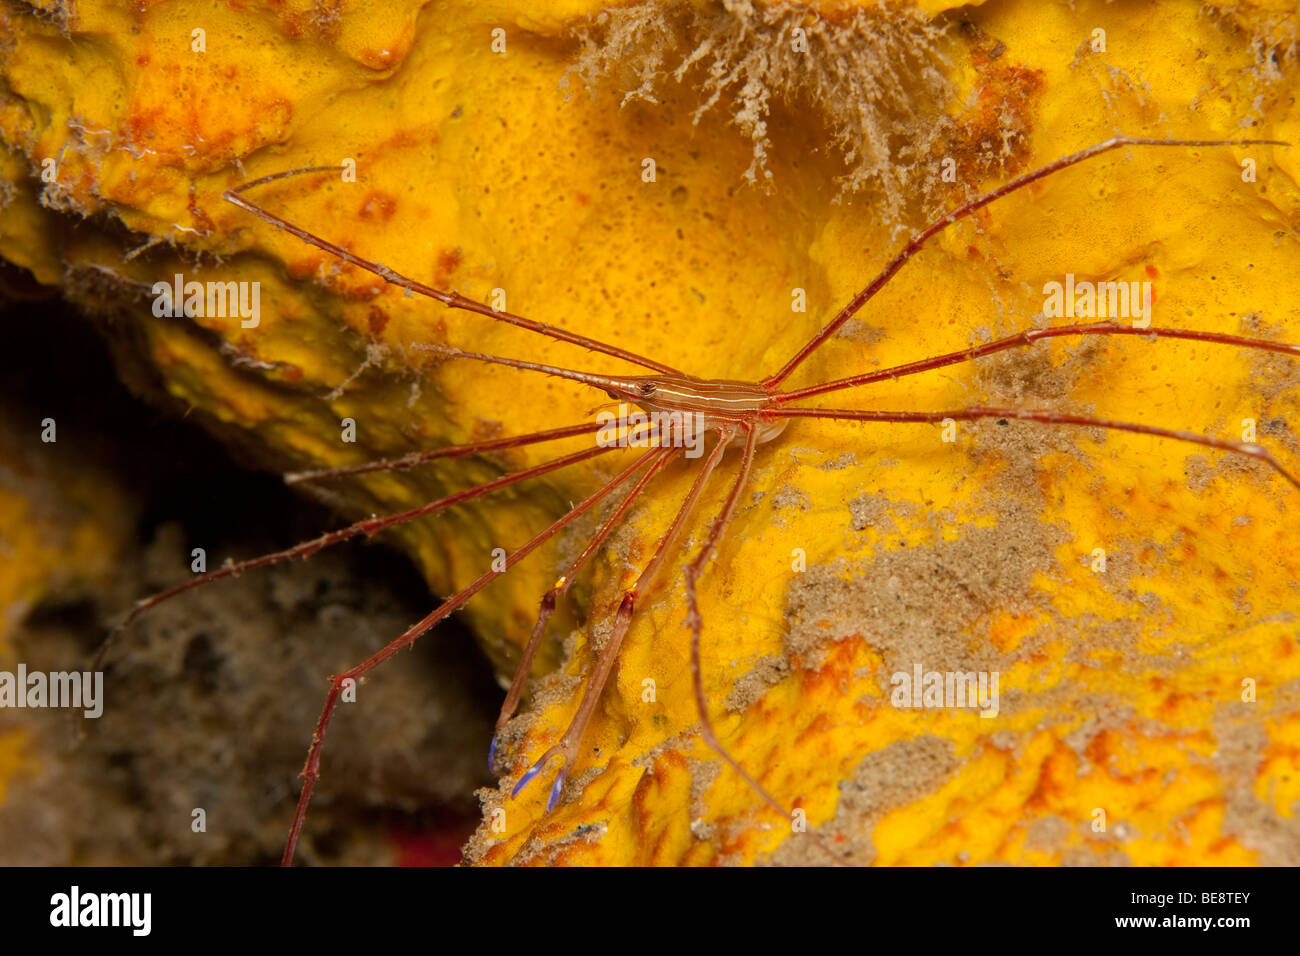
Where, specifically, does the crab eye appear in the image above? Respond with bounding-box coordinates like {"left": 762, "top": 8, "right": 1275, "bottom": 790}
{"left": 640, "top": 382, "right": 657, "bottom": 398}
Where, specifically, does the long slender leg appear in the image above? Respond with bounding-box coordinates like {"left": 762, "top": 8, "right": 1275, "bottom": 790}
{"left": 682, "top": 428, "right": 840, "bottom": 863}
{"left": 284, "top": 420, "right": 604, "bottom": 485}
{"left": 224, "top": 169, "right": 681, "bottom": 375}
{"left": 490, "top": 446, "right": 678, "bottom": 767}
{"left": 763, "top": 136, "right": 1286, "bottom": 388}
{"left": 778, "top": 321, "right": 1300, "bottom": 403}
{"left": 282, "top": 445, "right": 663, "bottom": 865}
{"left": 682, "top": 428, "right": 771, "bottom": 807}
{"left": 512, "top": 428, "right": 738, "bottom": 812}
{"left": 95, "top": 441, "right": 617, "bottom": 669}
{"left": 765, "top": 406, "right": 1300, "bottom": 490}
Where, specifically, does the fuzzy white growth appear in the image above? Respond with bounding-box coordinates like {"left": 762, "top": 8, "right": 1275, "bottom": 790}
{"left": 565, "top": 0, "right": 956, "bottom": 223}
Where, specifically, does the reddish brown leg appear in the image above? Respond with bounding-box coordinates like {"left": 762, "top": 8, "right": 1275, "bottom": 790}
{"left": 682, "top": 428, "right": 769, "bottom": 804}
{"left": 282, "top": 445, "right": 665, "bottom": 865}
{"left": 764, "top": 136, "right": 1286, "bottom": 388}
{"left": 511, "top": 429, "right": 737, "bottom": 812}
{"left": 223, "top": 169, "right": 681, "bottom": 375}
{"left": 95, "top": 438, "right": 617, "bottom": 670}
{"left": 779, "top": 321, "right": 1300, "bottom": 403}
{"left": 765, "top": 405, "right": 1300, "bottom": 491}
{"left": 285, "top": 420, "right": 604, "bottom": 485}
{"left": 491, "top": 445, "right": 677, "bottom": 768}
{"left": 682, "top": 427, "right": 841, "bottom": 863}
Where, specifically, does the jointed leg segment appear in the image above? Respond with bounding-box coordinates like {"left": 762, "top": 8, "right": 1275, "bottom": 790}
{"left": 765, "top": 136, "right": 1286, "bottom": 388}
{"left": 94, "top": 433, "right": 617, "bottom": 674}
{"left": 490, "top": 445, "right": 678, "bottom": 768}
{"left": 768, "top": 405, "right": 1300, "bottom": 491}
{"left": 283, "top": 443, "right": 669, "bottom": 864}
{"left": 511, "top": 429, "right": 736, "bottom": 812}
{"left": 779, "top": 321, "right": 1300, "bottom": 403}
{"left": 224, "top": 171, "right": 681, "bottom": 375}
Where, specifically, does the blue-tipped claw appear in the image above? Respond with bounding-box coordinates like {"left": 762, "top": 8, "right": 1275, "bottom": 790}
{"left": 546, "top": 770, "right": 566, "bottom": 813}
{"left": 512, "top": 759, "right": 546, "bottom": 798}
{"left": 488, "top": 734, "right": 499, "bottom": 771}
{"left": 512, "top": 748, "right": 564, "bottom": 801}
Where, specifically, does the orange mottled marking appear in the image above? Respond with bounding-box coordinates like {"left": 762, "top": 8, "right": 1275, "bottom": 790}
{"left": 358, "top": 191, "right": 398, "bottom": 221}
